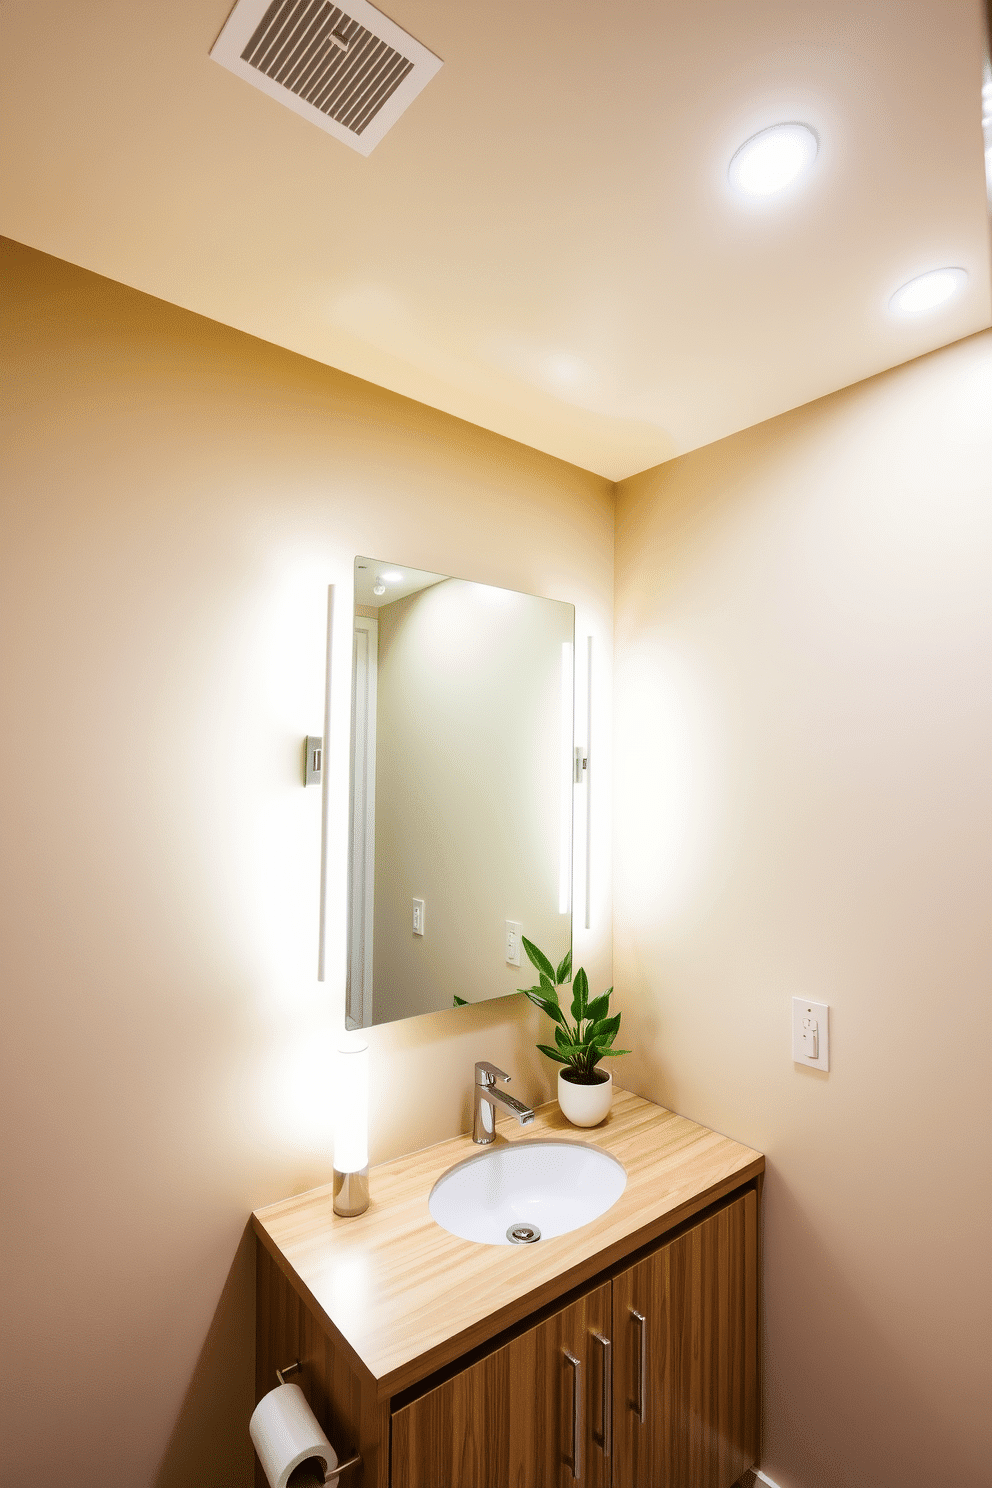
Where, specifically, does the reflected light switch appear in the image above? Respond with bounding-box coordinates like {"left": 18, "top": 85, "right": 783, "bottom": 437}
{"left": 505, "top": 920, "right": 522, "bottom": 967}
{"left": 412, "top": 899, "right": 425, "bottom": 936}
{"left": 792, "top": 997, "right": 829, "bottom": 1071}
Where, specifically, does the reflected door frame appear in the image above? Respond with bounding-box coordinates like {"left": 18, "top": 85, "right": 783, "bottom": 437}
{"left": 348, "top": 614, "right": 378, "bottom": 1027}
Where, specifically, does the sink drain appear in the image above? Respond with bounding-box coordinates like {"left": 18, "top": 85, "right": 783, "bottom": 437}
{"left": 507, "top": 1223, "right": 541, "bottom": 1244}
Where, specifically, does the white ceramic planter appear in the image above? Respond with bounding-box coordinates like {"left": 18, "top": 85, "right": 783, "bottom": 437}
{"left": 557, "top": 1068, "right": 613, "bottom": 1128}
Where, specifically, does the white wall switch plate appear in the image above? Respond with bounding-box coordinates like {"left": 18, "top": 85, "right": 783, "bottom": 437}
{"left": 505, "top": 920, "right": 522, "bottom": 967}
{"left": 412, "top": 898, "right": 425, "bottom": 936}
{"left": 793, "top": 997, "right": 829, "bottom": 1071}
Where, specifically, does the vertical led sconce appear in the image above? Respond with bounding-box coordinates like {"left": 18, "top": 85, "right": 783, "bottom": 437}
{"left": 583, "top": 635, "right": 592, "bottom": 931}
{"left": 559, "top": 640, "right": 574, "bottom": 916}
{"left": 333, "top": 1037, "right": 370, "bottom": 1217}
{"left": 317, "top": 585, "right": 334, "bottom": 984}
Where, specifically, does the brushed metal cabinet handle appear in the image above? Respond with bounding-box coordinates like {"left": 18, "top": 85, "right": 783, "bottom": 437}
{"left": 631, "top": 1308, "right": 647, "bottom": 1424}
{"left": 564, "top": 1348, "right": 582, "bottom": 1480}
{"left": 593, "top": 1332, "right": 612, "bottom": 1460}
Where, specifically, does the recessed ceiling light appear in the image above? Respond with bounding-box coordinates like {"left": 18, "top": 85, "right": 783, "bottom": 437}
{"left": 373, "top": 581, "right": 386, "bottom": 596}
{"left": 728, "top": 123, "right": 819, "bottom": 198}
{"left": 888, "top": 268, "right": 968, "bottom": 315}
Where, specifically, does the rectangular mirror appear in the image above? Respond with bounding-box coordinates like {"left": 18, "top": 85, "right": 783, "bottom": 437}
{"left": 347, "top": 557, "right": 575, "bottom": 1027}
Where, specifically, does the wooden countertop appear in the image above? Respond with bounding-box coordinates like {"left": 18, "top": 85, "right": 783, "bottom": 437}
{"left": 251, "top": 1091, "right": 763, "bottom": 1401}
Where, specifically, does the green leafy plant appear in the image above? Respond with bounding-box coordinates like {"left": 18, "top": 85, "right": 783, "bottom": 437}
{"left": 520, "top": 937, "right": 629, "bottom": 1084}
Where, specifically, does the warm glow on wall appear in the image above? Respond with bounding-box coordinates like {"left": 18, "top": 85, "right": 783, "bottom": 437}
{"left": 614, "top": 639, "right": 721, "bottom": 927}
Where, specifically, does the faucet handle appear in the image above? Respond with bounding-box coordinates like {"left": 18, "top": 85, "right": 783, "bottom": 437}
{"left": 475, "top": 1060, "right": 510, "bottom": 1086}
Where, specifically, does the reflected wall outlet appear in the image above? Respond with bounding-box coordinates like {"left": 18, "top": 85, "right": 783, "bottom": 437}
{"left": 412, "top": 898, "right": 425, "bottom": 936}
{"left": 505, "top": 920, "right": 522, "bottom": 967}
{"left": 793, "top": 997, "right": 829, "bottom": 1071}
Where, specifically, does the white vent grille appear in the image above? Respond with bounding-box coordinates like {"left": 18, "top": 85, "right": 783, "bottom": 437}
{"left": 211, "top": 0, "right": 442, "bottom": 156}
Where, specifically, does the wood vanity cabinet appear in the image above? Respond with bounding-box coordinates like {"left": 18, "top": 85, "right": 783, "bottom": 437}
{"left": 391, "top": 1283, "right": 613, "bottom": 1488}
{"left": 387, "top": 1192, "right": 756, "bottom": 1488}
{"left": 612, "top": 1191, "right": 758, "bottom": 1488}
{"left": 252, "top": 1095, "right": 763, "bottom": 1488}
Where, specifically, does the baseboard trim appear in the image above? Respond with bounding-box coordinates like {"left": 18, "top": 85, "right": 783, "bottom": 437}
{"left": 738, "top": 1471, "right": 783, "bottom": 1488}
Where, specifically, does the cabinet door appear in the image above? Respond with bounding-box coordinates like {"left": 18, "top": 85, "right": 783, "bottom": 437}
{"left": 392, "top": 1282, "right": 612, "bottom": 1488}
{"left": 613, "top": 1191, "right": 758, "bottom": 1488}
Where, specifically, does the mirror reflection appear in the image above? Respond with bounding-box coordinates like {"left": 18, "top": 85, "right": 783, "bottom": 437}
{"left": 347, "top": 557, "right": 575, "bottom": 1027}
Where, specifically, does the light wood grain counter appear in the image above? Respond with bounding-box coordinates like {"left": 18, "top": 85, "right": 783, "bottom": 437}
{"left": 251, "top": 1090, "right": 763, "bottom": 1401}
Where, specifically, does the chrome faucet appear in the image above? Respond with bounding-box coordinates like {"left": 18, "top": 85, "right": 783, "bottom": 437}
{"left": 472, "top": 1061, "right": 536, "bottom": 1144}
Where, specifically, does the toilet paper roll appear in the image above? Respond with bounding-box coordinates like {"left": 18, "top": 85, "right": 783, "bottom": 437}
{"left": 249, "top": 1382, "right": 340, "bottom": 1488}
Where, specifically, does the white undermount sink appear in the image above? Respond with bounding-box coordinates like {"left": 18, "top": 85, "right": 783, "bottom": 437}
{"left": 428, "top": 1139, "right": 627, "bottom": 1246}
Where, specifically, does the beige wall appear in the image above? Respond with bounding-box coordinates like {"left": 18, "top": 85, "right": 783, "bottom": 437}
{"left": 5, "top": 232, "right": 988, "bottom": 1488}
{"left": 0, "top": 238, "right": 614, "bottom": 1487}
{"left": 614, "top": 330, "right": 992, "bottom": 1488}
{"left": 372, "top": 579, "right": 573, "bottom": 1023}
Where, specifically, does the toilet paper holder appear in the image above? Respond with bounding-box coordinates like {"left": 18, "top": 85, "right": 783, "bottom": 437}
{"left": 274, "top": 1362, "right": 362, "bottom": 1478}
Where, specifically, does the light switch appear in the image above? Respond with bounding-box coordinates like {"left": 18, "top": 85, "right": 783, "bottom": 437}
{"left": 505, "top": 920, "right": 522, "bottom": 967}
{"left": 792, "top": 997, "right": 829, "bottom": 1071}
{"left": 803, "top": 1017, "right": 818, "bottom": 1060}
{"left": 412, "top": 898, "right": 425, "bottom": 936}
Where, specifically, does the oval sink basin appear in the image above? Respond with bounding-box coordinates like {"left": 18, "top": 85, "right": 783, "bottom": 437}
{"left": 428, "top": 1140, "right": 627, "bottom": 1246}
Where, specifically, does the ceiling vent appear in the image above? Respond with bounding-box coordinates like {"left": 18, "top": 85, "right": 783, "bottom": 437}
{"left": 210, "top": 0, "right": 442, "bottom": 156}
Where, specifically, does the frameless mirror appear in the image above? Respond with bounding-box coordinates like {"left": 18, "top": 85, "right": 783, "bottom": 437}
{"left": 347, "top": 557, "right": 575, "bottom": 1027}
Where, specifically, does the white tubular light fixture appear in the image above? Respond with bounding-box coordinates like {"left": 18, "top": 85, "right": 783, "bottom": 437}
{"left": 559, "top": 640, "right": 574, "bottom": 916}
{"left": 333, "top": 1036, "right": 370, "bottom": 1216}
{"left": 317, "top": 585, "right": 334, "bottom": 983}
{"left": 584, "top": 635, "right": 593, "bottom": 932}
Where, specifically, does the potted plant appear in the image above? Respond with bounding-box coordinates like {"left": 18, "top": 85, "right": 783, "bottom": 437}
{"left": 520, "top": 938, "right": 629, "bottom": 1127}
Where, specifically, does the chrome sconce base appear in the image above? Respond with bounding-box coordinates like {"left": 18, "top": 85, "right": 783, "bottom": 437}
{"left": 333, "top": 1165, "right": 369, "bottom": 1217}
